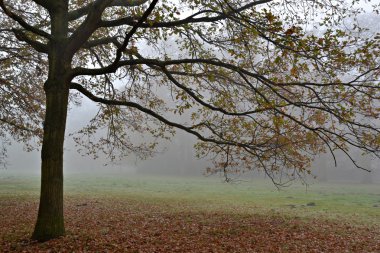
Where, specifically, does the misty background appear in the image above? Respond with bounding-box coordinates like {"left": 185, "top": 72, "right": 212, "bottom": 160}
{"left": 2, "top": 94, "right": 380, "bottom": 184}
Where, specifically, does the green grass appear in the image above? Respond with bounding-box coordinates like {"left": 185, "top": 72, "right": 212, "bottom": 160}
{"left": 1, "top": 171, "right": 379, "bottom": 225}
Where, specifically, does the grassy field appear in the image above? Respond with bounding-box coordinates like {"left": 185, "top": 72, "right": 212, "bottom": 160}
{"left": 1, "top": 171, "right": 380, "bottom": 252}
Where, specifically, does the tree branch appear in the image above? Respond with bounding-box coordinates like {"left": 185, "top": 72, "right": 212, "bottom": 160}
{"left": 100, "top": 0, "right": 273, "bottom": 28}
{"left": 106, "top": 0, "right": 158, "bottom": 69}
{"left": 68, "top": 0, "right": 149, "bottom": 21}
{"left": 82, "top": 36, "right": 121, "bottom": 49}
{"left": 30, "top": 0, "right": 53, "bottom": 10}
{"left": 12, "top": 29, "right": 48, "bottom": 53}
{"left": 71, "top": 57, "right": 261, "bottom": 78}
{"left": 0, "top": 0, "right": 51, "bottom": 39}
{"left": 68, "top": 0, "right": 157, "bottom": 57}
{"left": 0, "top": 117, "right": 36, "bottom": 134}
{"left": 67, "top": 0, "right": 114, "bottom": 56}
{"left": 160, "top": 67, "right": 269, "bottom": 116}
{"left": 69, "top": 82, "right": 261, "bottom": 150}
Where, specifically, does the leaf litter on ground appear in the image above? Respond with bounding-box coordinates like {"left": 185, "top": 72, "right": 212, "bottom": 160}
{"left": 1, "top": 196, "right": 379, "bottom": 253}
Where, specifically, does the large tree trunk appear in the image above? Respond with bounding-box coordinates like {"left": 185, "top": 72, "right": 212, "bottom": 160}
{"left": 31, "top": 2, "right": 70, "bottom": 241}
{"left": 32, "top": 84, "right": 69, "bottom": 241}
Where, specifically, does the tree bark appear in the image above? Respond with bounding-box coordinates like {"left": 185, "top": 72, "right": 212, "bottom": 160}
{"left": 32, "top": 84, "right": 69, "bottom": 241}
{"left": 31, "top": 1, "right": 70, "bottom": 241}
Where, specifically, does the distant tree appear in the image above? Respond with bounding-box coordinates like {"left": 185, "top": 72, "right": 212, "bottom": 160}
{"left": 0, "top": 137, "right": 7, "bottom": 169}
{"left": 1, "top": 0, "right": 379, "bottom": 241}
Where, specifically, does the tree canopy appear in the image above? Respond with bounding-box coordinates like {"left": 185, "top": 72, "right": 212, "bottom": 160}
{"left": 1, "top": 0, "right": 380, "bottom": 184}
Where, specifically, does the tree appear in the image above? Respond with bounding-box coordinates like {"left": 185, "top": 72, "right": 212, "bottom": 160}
{"left": 0, "top": 0, "right": 379, "bottom": 241}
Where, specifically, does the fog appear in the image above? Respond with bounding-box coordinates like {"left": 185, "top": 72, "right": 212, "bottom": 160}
{"left": 2, "top": 97, "right": 210, "bottom": 177}
{"left": 3, "top": 82, "right": 380, "bottom": 184}
{"left": 3, "top": 97, "right": 379, "bottom": 184}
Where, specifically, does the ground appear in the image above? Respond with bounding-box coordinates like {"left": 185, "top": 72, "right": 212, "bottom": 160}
{"left": 1, "top": 172, "right": 379, "bottom": 252}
